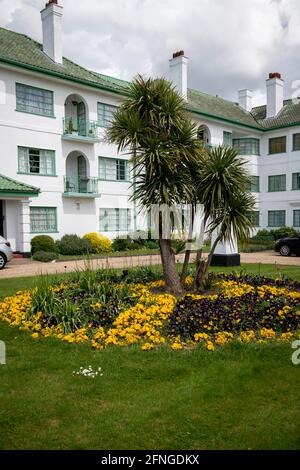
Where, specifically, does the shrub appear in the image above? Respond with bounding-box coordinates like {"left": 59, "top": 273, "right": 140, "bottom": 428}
{"left": 250, "top": 230, "right": 274, "bottom": 247}
{"left": 144, "top": 240, "right": 159, "bottom": 250}
{"left": 32, "top": 251, "right": 57, "bottom": 262}
{"left": 31, "top": 235, "right": 56, "bottom": 255}
{"left": 56, "top": 234, "right": 92, "bottom": 256}
{"left": 83, "top": 232, "right": 112, "bottom": 253}
{"left": 270, "top": 227, "right": 297, "bottom": 240}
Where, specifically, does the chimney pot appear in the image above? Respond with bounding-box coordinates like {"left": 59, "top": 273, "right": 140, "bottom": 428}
{"left": 269, "top": 72, "right": 281, "bottom": 80}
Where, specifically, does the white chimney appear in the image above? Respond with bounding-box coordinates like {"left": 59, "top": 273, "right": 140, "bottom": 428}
{"left": 169, "top": 50, "right": 188, "bottom": 100}
{"left": 41, "top": 0, "right": 63, "bottom": 64}
{"left": 238, "top": 89, "right": 253, "bottom": 112}
{"left": 266, "top": 72, "right": 284, "bottom": 118}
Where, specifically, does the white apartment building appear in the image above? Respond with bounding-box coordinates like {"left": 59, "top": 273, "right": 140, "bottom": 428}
{"left": 0, "top": 0, "right": 299, "bottom": 257}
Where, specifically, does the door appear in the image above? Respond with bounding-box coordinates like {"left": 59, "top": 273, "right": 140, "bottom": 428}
{"left": 0, "top": 201, "right": 4, "bottom": 237}
{"left": 78, "top": 155, "right": 88, "bottom": 193}
{"left": 77, "top": 102, "right": 86, "bottom": 136}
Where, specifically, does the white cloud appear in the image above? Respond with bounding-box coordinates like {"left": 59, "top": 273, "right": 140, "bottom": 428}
{"left": 0, "top": 0, "right": 299, "bottom": 105}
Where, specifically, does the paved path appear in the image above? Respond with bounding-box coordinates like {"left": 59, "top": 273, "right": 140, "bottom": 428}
{"left": 0, "top": 251, "right": 300, "bottom": 280}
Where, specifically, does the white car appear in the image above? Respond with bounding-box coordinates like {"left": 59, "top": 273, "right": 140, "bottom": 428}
{"left": 0, "top": 236, "right": 13, "bottom": 270}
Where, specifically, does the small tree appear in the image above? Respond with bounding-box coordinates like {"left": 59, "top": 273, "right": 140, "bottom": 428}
{"left": 193, "top": 146, "right": 255, "bottom": 289}
{"left": 107, "top": 75, "right": 202, "bottom": 295}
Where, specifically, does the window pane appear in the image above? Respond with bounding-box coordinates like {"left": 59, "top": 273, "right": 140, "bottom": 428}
{"left": 248, "top": 211, "right": 259, "bottom": 226}
{"left": 16, "top": 83, "right": 54, "bottom": 117}
{"left": 269, "top": 136, "right": 286, "bottom": 154}
{"left": 18, "top": 147, "right": 55, "bottom": 176}
{"left": 232, "top": 138, "right": 260, "bottom": 155}
{"left": 268, "top": 175, "right": 286, "bottom": 192}
{"left": 268, "top": 210, "right": 286, "bottom": 227}
{"left": 250, "top": 176, "right": 259, "bottom": 192}
{"left": 99, "top": 208, "right": 131, "bottom": 232}
{"left": 293, "top": 210, "right": 300, "bottom": 227}
{"left": 30, "top": 207, "right": 57, "bottom": 233}
{"left": 99, "top": 157, "right": 128, "bottom": 181}
{"left": 293, "top": 133, "right": 300, "bottom": 151}
{"left": 223, "top": 131, "right": 232, "bottom": 147}
{"left": 97, "top": 102, "right": 117, "bottom": 127}
{"left": 292, "top": 173, "right": 300, "bottom": 190}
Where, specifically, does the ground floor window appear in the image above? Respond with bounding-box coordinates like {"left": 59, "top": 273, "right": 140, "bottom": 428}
{"left": 247, "top": 211, "right": 260, "bottom": 227}
{"left": 30, "top": 207, "right": 57, "bottom": 233}
{"left": 293, "top": 210, "right": 300, "bottom": 228}
{"left": 99, "top": 208, "right": 131, "bottom": 232}
{"left": 268, "top": 210, "right": 286, "bottom": 227}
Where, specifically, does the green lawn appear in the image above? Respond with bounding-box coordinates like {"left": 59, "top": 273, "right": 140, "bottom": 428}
{"left": 0, "top": 322, "right": 299, "bottom": 450}
{"left": 1, "top": 263, "right": 300, "bottom": 450}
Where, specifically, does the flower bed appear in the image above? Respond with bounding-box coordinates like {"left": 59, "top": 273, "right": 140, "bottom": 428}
{"left": 0, "top": 274, "right": 299, "bottom": 351}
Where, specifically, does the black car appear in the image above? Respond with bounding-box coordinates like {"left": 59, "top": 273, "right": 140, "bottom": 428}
{"left": 275, "top": 233, "right": 300, "bottom": 256}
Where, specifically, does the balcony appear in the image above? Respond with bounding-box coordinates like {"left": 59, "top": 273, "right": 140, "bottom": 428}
{"left": 62, "top": 117, "right": 100, "bottom": 143}
{"left": 63, "top": 176, "right": 101, "bottom": 198}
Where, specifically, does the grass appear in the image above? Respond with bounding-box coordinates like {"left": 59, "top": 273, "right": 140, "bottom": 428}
{"left": 1, "top": 263, "right": 300, "bottom": 450}
{"left": 0, "top": 322, "right": 299, "bottom": 450}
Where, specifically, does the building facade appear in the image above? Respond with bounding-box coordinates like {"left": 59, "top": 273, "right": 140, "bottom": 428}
{"left": 0, "top": 0, "right": 299, "bottom": 255}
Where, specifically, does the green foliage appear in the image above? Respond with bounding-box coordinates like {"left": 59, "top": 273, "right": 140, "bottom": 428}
{"left": 270, "top": 227, "right": 298, "bottom": 240}
{"left": 31, "top": 235, "right": 56, "bottom": 255}
{"left": 32, "top": 251, "right": 57, "bottom": 262}
{"left": 56, "top": 234, "right": 92, "bottom": 256}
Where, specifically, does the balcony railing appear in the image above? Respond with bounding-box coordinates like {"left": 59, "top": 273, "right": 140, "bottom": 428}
{"left": 63, "top": 176, "right": 100, "bottom": 197}
{"left": 62, "top": 117, "right": 100, "bottom": 142}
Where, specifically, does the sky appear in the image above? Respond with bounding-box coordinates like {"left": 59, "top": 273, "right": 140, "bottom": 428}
{"left": 0, "top": 0, "right": 299, "bottom": 106}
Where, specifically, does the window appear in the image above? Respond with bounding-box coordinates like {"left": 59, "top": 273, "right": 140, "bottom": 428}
{"left": 16, "top": 83, "right": 54, "bottom": 117}
{"left": 97, "top": 102, "right": 117, "bottom": 127}
{"left": 232, "top": 138, "right": 260, "bottom": 155}
{"left": 30, "top": 207, "right": 57, "bottom": 233}
{"left": 99, "top": 208, "right": 131, "bottom": 232}
{"left": 293, "top": 133, "right": 300, "bottom": 151}
{"left": 268, "top": 174, "right": 286, "bottom": 192}
{"left": 292, "top": 173, "right": 300, "bottom": 190}
{"left": 250, "top": 176, "right": 260, "bottom": 192}
{"left": 18, "top": 147, "right": 55, "bottom": 176}
{"left": 98, "top": 157, "right": 129, "bottom": 181}
{"left": 293, "top": 210, "right": 300, "bottom": 227}
{"left": 269, "top": 136, "right": 286, "bottom": 154}
{"left": 248, "top": 211, "right": 260, "bottom": 227}
{"left": 223, "top": 131, "right": 232, "bottom": 147}
{"left": 268, "top": 210, "right": 286, "bottom": 227}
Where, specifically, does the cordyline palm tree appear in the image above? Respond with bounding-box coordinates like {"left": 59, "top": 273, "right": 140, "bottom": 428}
{"left": 106, "top": 75, "right": 203, "bottom": 296}
{"left": 193, "top": 146, "right": 256, "bottom": 289}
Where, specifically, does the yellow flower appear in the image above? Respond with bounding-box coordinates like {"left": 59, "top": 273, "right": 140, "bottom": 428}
{"left": 31, "top": 332, "right": 39, "bottom": 339}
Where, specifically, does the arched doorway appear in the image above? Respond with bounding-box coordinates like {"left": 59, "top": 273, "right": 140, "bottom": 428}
{"left": 197, "top": 125, "right": 211, "bottom": 145}
{"left": 64, "top": 94, "right": 89, "bottom": 137}
{"left": 65, "top": 151, "right": 91, "bottom": 194}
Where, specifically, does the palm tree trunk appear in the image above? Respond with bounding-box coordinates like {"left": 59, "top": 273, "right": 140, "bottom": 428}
{"left": 180, "top": 239, "right": 192, "bottom": 286}
{"left": 159, "top": 239, "right": 183, "bottom": 296}
{"left": 196, "top": 235, "right": 221, "bottom": 290}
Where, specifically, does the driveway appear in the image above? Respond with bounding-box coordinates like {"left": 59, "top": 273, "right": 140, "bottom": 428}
{"left": 0, "top": 251, "right": 300, "bottom": 280}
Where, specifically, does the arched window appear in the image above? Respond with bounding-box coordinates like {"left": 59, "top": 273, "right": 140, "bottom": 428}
{"left": 197, "top": 125, "right": 211, "bottom": 145}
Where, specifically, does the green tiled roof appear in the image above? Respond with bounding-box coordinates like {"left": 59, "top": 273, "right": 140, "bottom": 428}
{"left": 251, "top": 99, "right": 300, "bottom": 129}
{"left": 0, "top": 174, "right": 39, "bottom": 195}
{"left": 1, "top": 26, "right": 300, "bottom": 131}
{"left": 0, "top": 27, "right": 129, "bottom": 96}
{"left": 187, "top": 89, "right": 263, "bottom": 130}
